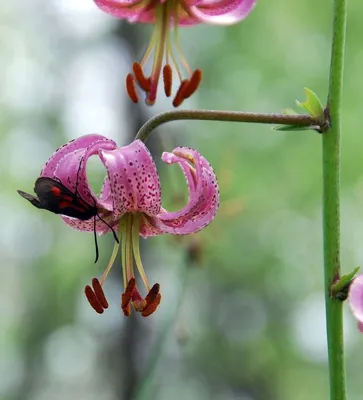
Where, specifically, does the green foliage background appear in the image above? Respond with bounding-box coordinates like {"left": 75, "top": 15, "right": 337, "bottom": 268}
{"left": 1, "top": 0, "right": 362, "bottom": 399}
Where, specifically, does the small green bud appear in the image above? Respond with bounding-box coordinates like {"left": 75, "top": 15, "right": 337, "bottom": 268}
{"left": 331, "top": 266, "right": 360, "bottom": 300}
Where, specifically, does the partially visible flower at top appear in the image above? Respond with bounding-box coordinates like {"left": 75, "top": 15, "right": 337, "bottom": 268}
{"left": 40, "top": 134, "right": 219, "bottom": 317}
{"left": 348, "top": 274, "right": 363, "bottom": 332}
{"left": 94, "top": 0, "right": 257, "bottom": 106}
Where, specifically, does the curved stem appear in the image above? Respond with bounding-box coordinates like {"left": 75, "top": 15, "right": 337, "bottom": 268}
{"left": 135, "top": 109, "right": 321, "bottom": 142}
{"left": 323, "top": 0, "right": 347, "bottom": 399}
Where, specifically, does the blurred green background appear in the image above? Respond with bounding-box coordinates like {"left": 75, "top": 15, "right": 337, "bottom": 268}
{"left": 1, "top": 0, "right": 362, "bottom": 399}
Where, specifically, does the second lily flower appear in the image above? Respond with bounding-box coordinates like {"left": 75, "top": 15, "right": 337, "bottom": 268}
{"left": 94, "top": 0, "right": 257, "bottom": 106}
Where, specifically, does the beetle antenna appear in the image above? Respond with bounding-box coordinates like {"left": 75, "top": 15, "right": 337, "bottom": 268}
{"left": 97, "top": 213, "right": 119, "bottom": 243}
{"left": 93, "top": 215, "right": 100, "bottom": 264}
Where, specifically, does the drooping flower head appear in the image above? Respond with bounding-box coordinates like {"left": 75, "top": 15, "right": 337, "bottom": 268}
{"left": 40, "top": 134, "right": 219, "bottom": 316}
{"left": 348, "top": 274, "right": 363, "bottom": 332}
{"left": 94, "top": 0, "right": 257, "bottom": 106}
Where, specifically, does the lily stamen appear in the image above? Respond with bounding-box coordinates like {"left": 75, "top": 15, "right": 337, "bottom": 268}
{"left": 181, "top": 69, "right": 203, "bottom": 100}
{"left": 126, "top": 1, "right": 202, "bottom": 106}
{"left": 126, "top": 74, "right": 139, "bottom": 103}
{"left": 141, "top": 283, "right": 162, "bottom": 317}
{"left": 94, "top": 0, "right": 257, "bottom": 106}
{"left": 84, "top": 213, "right": 162, "bottom": 317}
{"left": 172, "top": 79, "right": 189, "bottom": 107}
{"left": 133, "top": 62, "right": 151, "bottom": 92}
{"left": 92, "top": 278, "right": 109, "bottom": 309}
{"left": 163, "top": 64, "right": 173, "bottom": 97}
{"left": 121, "top": 277, "right": 137, "bottom": 316}
{"left": 84, "top": 285, "right": 105, "bottom": 314}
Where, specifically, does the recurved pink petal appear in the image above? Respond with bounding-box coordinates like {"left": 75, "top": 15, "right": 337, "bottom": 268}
{"left": 189, "top": 0, "right": 257, "bottom": 25}
{"left": 41, "top": 134, "right": 118, "bottom": 234}
{"left": 94, "top": 0, "right": 154, "bottom": 22}
{"left": 62, "top": 212, "right": 118, "bottom": 235}
{"left": 94, "top": 0, "right": 256, "bottom": 25}
{"left": 349, "top": 275, "right": 363, "bottom": 332}
{"left": 41, "top": 134, "right": 113, "bottom": 179}
{"left": 41, "top": 134, "right": 117, "bottom": 210}
{"left": 140, "top": 146, "right": 219, "bottom": 236}
{"left": 99, "top": 140, "right": 161, "bottom": 219}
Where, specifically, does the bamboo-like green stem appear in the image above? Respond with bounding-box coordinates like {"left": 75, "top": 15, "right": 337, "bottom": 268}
{"left": 135, "top": 109, "right": 322, "bottom": 142}
{"left": 323, "top": 0, "right": 347, "bottom": 399}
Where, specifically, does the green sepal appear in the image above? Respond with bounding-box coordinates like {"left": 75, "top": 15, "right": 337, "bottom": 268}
{"left": 296, "top": 87, "right": 324, "bottom": 118}
{"left": 331, "top": 266, "right": 360, "bottom": 299}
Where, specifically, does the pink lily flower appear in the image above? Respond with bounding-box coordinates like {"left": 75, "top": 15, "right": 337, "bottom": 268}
{"left": 348, "top": 274, "right": 363, "bottom": 332}
{"left": 94, "top": 0, "right": 257, "bottom": 106}
{"left": 40, "top": 134, "right": 219, "bottom": 316}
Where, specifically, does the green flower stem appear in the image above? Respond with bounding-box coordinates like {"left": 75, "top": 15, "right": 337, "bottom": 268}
{"left": 135, "top": 109, "right": 321, "bottom": 142}
{"left": 323, "top": 0, "right": 348, "bottom": 399}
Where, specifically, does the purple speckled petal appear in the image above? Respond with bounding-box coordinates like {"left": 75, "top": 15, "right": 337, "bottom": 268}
{"left": 41, "top": 136, "right": 218, "bottom": 238}
{"left": 349, "top": 274, "right": 363, "bottom": 332}
{"left": 94, "top": 0, "right": 153, "bottom": 22}
{"left": 99, "top": 140, "right": 161, "bottom": 219}
{"left": 41, "top": 135, "right": 112, "bottom": 178}
{"left": 41, "top": 134, "right": 117, "bottom": 210}
{"left": 94, "top": 0, "right": 256, "bottom": 25}
{"left": 40, "top": 134, "right": 118, "bottom": 234}
{"left": 140, "top": 146, "right": 219, "bottom": 236}
{"left": 61, "top": 211, "right": 118, "bottom": 235}
{"left": 188, "top": 0, "right": 256, "bottom": 25}
{"left": 159, "top": 148, "right": 203, "bottom": 221}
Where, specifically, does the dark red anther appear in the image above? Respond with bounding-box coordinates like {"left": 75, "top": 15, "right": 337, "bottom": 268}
{"left": 163, "top": 64, "right": 173, "bottom": 97}
{"left": 141, "top": 283, "right": 162, "bottom": 317}
{"left": 121, "top": 277, "right": 136, "bottom": 316}
{"left": 182, "top": 69, "right": 202, "bottom": 99}
{"left": 121, "top": 298, "right": 131, "bottom": 316}
{"left": 133, "top": 62, "right": 151, "bottom": 92}
{"left": 172, "top": 80, "right": 189, "bottom": 107}
{"left": 126, "top": 74, "right": 139, "bottom": 103}
{"left": 85, "top": 285, "right": 104, "bottom": 314}
{"left": 92, "top": 278, "right": 108, "bottom": 309}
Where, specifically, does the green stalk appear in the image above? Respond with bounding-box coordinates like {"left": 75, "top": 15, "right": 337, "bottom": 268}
{"left": 323, "top": 0, "right": 348, "bottom": 399}
{"left": 135, "top": 110, "right": 321, "bottom": 142}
